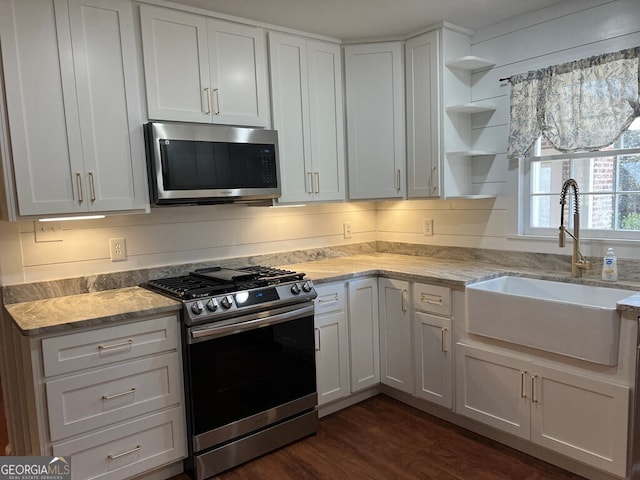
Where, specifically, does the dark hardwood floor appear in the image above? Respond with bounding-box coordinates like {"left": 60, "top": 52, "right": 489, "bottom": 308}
{"left": 172, "top": 395, "right": 586, "bottom": 480}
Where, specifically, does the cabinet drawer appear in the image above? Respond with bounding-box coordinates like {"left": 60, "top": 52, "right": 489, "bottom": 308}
{"left": 52, "top": 407, "right": 187, "bottom": 480}
{"left": 413, "top": 283, "right": 451, "bottom": 316}
{"left": 46, "top": 352, "right": 181, "bottom": 441}
{"left": 41, "top": 315, "right": 179, "bottom": 377}
{"left": 314, "top": 283, "right": 346, "bottom": 315}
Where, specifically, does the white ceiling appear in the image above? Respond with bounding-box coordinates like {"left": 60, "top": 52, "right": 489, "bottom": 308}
{"left": 168, "top": 0, "right": 570, "bottom": 40}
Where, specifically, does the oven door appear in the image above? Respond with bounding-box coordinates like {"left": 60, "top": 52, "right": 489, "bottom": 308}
{"left": 185, "top": 302, "right": 317, "bottom": 452}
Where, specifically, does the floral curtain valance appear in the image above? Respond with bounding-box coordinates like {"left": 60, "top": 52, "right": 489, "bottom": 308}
{"left": 507, "top": 47, "right": 640, "bottom": 157}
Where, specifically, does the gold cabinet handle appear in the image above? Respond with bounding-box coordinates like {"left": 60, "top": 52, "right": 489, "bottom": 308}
{"left": 531, "top": 374, "right": 538, "bottom": 403}
{"left": 314, "top": 172, "right": 320, "bottom": 194}
{"left": 396, "top": 169, "right": 401, "bottom": 192}
{"left": 420, "top": 292, "right": 443, "bottom": 305}
{"left": 102, "top": 387, "right": 136, "bottom": 400}
{"left": 108, "top": 445, "right": 140, "bottom": 460}
{"left": 204, "top": 87, "right": 212, "bottom": 115}
{"left": 213, "top": 88, "right": 220, "bottom": 115}
{"left": 98, "top": 339, "right": 133, "bottom": 351}
{"left": 431, "top": 165, "right": 438, "bottom": 193}
{"left": 75, "top": 172, "right": 84, "bottom": 204}
{"left": 441, "top": 328, "right": 448, "bottom": 353}
{"left": 307, "top": 172, "right": 314, "bottom": 195}
{"left": 88, "top": 171, "right": 96, "bottom": 202}
{"left": 318, "top": 294, "right": 339, "bottom": 304}
{"left": 401, "top": 289, "right": 407, "bottom": 313}
{"left": 521, "top": 371, "right": 527, "bottom": 398}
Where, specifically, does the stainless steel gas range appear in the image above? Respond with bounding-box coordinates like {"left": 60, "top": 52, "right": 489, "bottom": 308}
{"left": 143, "top": 266, "right": 318, "bottom": 480}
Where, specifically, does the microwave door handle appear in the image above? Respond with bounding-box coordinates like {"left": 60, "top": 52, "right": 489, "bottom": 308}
{"left": 190, "top": 304, "right": 314, "bottom": 341}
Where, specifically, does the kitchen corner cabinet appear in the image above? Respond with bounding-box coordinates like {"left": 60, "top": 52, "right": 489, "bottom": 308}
{"left": 140, "top": 5, "right": 269, "bottom": 127}
{"left": 405, "top": 31, "right": 440, "bottom": 198}
{"left": 348, "top": 278, "right": 380, "bottom": 392}
{"left": 406, "top": 27, "right": 496, "bottom": 199}
{"left": 378, "top": 278, "right": 413, "bottom": 394}
{"left": 0, "top": 0, "right": 148, "bottom": 217}
{"left": 344, "top": 42, "right": 405, "bottom": 200}
{"left": 413, "top": 283, "right": 453, "bottom": 408}
{"left": 269, "top": 33, "right": 345, "bottom": 203}
{"left": 456, "top": 343, "right": 629, "bottom": 477}
{"left": 314, "top": 283, "right": 350, "bottom": 405}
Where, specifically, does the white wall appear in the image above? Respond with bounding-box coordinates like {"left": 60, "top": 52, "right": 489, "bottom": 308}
{"left": 377, "top": 0, "right": 640, "bottom": 262}
{"left": 0, "top": 202, "right": 377, "bottom": 285}
{"left": 2, "top": 0, "right": 639, "bottom": 286}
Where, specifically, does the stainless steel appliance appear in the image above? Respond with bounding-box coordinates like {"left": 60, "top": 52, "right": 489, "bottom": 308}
{"left": 144, "top": 122, "right": 280, "bottom": 205}
{"left": 143, "top": 266, "right": 317, "bottom": 480}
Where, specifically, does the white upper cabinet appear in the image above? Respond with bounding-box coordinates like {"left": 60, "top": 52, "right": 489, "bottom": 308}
{"left": 269, "top": 33, "right": 345, "bottom": 203}
{"left": 0, "top": 0, "right": 148, "bottom": 217}
{"left": 405, "top": 31, "right": 440, "bottom": 198}
{"left": 141, "top": 5, "right": 269, "bottom": 127}
{"left": 344, "top": 42, "right": 405, "bottom": 200}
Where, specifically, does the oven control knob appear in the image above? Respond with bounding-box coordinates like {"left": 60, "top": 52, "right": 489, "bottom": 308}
{"left": 290, "top": 283, "right": 301, "bottom": 295}
{"left": 301, "top": 281, "right": 313, "bottom": 293}
{"left": 221, "top": 295, "right": 234, "bottom": 309}
{"left": 206, "top": 298, "right": 219, "bottom": 312}
{"left": 191, "top": 300, "right": 204, "bottom": 315}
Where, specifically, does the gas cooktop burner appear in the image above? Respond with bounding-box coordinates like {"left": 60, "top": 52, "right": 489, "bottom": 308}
{"left": 144, "top": 265, "right": 305, "bottom": 301}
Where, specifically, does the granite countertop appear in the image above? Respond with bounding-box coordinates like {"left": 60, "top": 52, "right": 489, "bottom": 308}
{"left": 5, "top": 252, "right": 640, "bottom": 336}
{"left": 5, "top": 286, "right": 181, "bottom": 336}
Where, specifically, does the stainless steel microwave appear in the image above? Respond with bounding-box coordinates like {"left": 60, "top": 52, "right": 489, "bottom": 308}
{"left": 144, "top": 122, "right": 280, "bottom": 205}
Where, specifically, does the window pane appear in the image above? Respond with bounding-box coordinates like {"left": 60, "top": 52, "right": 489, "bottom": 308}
{"left": 531, "top": 195, "right": 553, "bottom": 228}
{"left": 582, "top": 193, "right": 614, "bottom": 229}
{"left": 618, "top": 194, "right": 640, "bottom": 230}
{"left": 619, "top": 154, "right": 640, "bottom": 191}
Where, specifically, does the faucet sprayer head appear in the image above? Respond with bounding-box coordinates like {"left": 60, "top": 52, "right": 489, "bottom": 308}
{"left": 558, "top": 227, "right": 566, "bottom": 247}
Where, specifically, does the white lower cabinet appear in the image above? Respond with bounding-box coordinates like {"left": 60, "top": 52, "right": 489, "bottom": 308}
{"left": 52, "top": 407, "right": 186, "bottom": 480}
{"left": 348, "top": 278, "right": 380, "bottom": 392}
{"left": 456, "top": 343, "right": 629, "bottom": 477}
{"left": 40, "top": 314, "right": 187, "bottom": 480}
{"left": 414, "top": 312, "right": 452, "bottom": 408}
{"left": 314, "top": 283, "right": 350, "bottom": 405}
{"left": 378, "top": 278, "right": 412, "bottom": 394}
{"left": 413, "top": 283, "right": 453, "bottom": 408}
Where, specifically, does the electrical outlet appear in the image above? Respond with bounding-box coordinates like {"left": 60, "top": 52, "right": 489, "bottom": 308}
{"left": 109, "top": 237, "right": 127, "bottom": 262}
{"left": 423, "top": 218, "right": 434, "bottom": 236}
{"left": 343, "top": 222, "right": 352, "bottom": 239}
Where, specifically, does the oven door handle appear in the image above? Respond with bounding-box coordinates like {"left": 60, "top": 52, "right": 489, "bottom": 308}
{"left": 189, "top": 303, "right": 314, "bottom": 342}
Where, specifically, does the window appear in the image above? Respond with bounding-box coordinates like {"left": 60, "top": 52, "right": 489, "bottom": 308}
{"left": 525, "top": 117, "right": 640, "bottom": 238}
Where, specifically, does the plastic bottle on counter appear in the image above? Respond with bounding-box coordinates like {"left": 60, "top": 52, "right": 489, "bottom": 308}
{"left": 601, "top": 248, "right": 618, "bottom": 281}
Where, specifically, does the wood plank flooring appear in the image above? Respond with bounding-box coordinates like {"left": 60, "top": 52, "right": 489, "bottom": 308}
{"left": 172, "top": 395, "right": 586, "bottom": 480}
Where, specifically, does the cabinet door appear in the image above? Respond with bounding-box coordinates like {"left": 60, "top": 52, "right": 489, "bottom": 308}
{"left": 378, "top": 279, "right": 412, "bottom": 393}
{"left": 207, "top": 19, "right": 269, "bottom": 127}
{"left": 315, "top": 310, "right": 350, "bottom": 405}
{"left": 307, "top": 40, "right": 345, "bottom": 202}
{"left": 530, "top": 364, "right": 629, "bottom": 477}
{"left": 69, "top": 0, "right": 147, "bottom": 212}
{"left": 269, "top": 33, "right": 312, "bottom": 203}
{"left": 414, "top": 312, "right": 452, "bottom": 408}
{"left": 140, "top": 5, "right": 210, "bottom": 122}
{"left": 345, "top": 42, "right": 405, "bottom": 200}
{"left": 348, "top": 278, "right": 380, "bottom": 392}
{"left": 405, "top": 31, "right": 440, "bottom": 198}
{"left": 455, "top": 343, "right": 531, "bottom": 439}
{"left": 0, "top": 0, "right": 85, "bottom": 215}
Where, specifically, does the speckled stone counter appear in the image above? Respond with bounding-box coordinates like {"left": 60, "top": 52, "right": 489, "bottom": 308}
{"left": 280, "top": 253, "right": 640, "bottom": 314}
{"left": 5, "top": 286, "right": 181, "bottom": 336}
{"left": 5, "top": 246, "right": 640, "bottom": 336}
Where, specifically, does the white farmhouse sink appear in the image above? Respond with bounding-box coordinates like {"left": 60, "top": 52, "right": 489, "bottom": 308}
{"left": 466, "top": 276, "right": 634, "bottom": 365}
